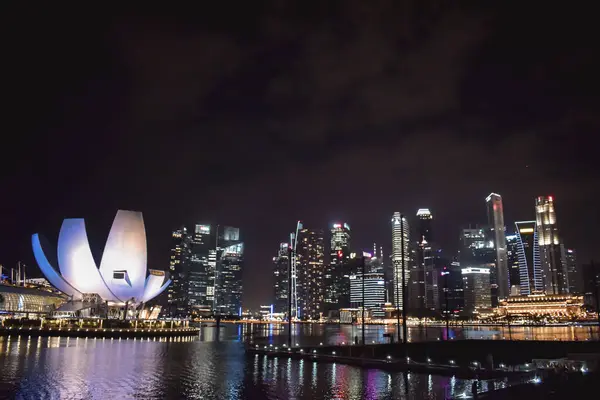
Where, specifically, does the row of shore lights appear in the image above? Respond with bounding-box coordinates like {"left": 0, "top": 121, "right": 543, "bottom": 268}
{"left": 253, "top": 344, "right": 527, "bottom": 368}
{"left": 254, "top": 344, "right": 414, "bottom": 364}
{"left": 4, "top": 326, "right": 195, "bottom": 333}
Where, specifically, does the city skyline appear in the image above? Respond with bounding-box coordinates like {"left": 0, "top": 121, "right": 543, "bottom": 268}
{"left": 0, "top": 192, "right": 592, "bottom": 309}
{"left": 1, "top": 3, "right": 598, "bottom": 399}
{"left": 2, "top": 3, "right": 599, "bottom": 311}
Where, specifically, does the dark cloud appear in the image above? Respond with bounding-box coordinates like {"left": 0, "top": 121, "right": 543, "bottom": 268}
{"left": 2, "top": 2, "right": 599, "bottom": 308}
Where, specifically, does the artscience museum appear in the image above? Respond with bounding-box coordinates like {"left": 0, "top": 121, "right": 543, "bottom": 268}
{"left": 32, "top": 210, "right": 171, "bottom": 307}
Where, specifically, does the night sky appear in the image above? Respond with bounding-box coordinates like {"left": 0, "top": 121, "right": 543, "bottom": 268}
{"left": 2, "top": 2, "right": 599, "bottom": 309}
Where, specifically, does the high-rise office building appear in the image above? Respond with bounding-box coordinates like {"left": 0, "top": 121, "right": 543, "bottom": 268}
{"left": 462, "top": 267, "right": 492, "bottom": 315}
{"left": 505, "top": 233, "right": 521, "bottom": 296}
{"left": 536, "top": 196, "right": 568, "bottom": 294}
{"left": 440, "top": 261, "right": 464, "bottom": 316}
{"left": 168, "top": 224, "right": 243, "bottom": 317}
{"left": 486, "top": 193, "right": 509, "bottom": 300}
{"left": 296, "top": 228, "right": 325, "bottom": 320}
{"left": 288, "top": 221, "right": 303, "bottom": 320}
{"left": 349, "top": 272, "right": 386, "bottom": 318}
{"left": 273, "top": 242, "right": 289, "bottom": 313}
{"left": 460, "top": 226, "right": 487, "bottom": 251}
{"left": 168, "top": 227, "right": 190, "bottom": 316}
{"left": 214, "top": 226, "right": 243, "bottom": 316}
{"left": 410, "top": 209, "right": 438, "bottom": 312}
{"left": 326, "top": 223, "right": 351, "bottom": 312}
{"left": 392, "top": 212, "right": 410, "bottom": 309}
{"left": 515, "top": 221, "right": 543, "bottom": 295}
{"left": 582, "top": 262, "right": 600, "bottom": 307}
{"left": 562, "top": 247, "right": 579, "bottom": 294}
{"left": 367, "top": 244, "right": 385, "bottom": 274}
{"left": 189, "top": 224, "right": 214, "bottom": 312}
{"left": 459, "top": 226, "right": 497, "bottom": 305}
{"left": 409, "top": 246, "right": 425, "bottom": 312}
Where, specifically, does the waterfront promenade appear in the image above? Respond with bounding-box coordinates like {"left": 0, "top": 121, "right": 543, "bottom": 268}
{"left": 0, "top": 325, "right": 200, "bottom": 338}
{"left": 476, "top": 369, "right": 599, "bottom": 399}
{"left": 246, "top": 339, "right": 599, "bottom": 378}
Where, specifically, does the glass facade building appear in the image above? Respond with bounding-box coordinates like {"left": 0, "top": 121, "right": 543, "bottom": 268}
{"left": 272, "top": 243, "right": 289, "bottom": 314}
{"left": 440, "top": 261, "right": 464, "bottom": 316}
{"left": 416, "top": 209, "right": 438, "bottom": 312}
{"left": 392, "top": 212, "right": 410, "bottom": 309}
{"left": 485, "top": 193, "right": 509, "bottom": 300}
{"left": 462, "top": 267, "right": 492, "bottom": 314}
{"left": 168, "top": 224, "right": 243, "bottom": 317}
{"left": 325, "top": 223, "right": 350, "bottom": 312}
{"left": 515, "top": 221, "right": 543, "bottom": 295}
{"left": 168, "top": 228, "right": 190, "bottom": 316}
{"left": 349, "top": 272, "right": 386, "bottom": 318}
{"left": 296, "top": 228, "right": 325, "bottom": 320}
{"left": 562, "top": 247, "right": 579, "bottom": 294}
{"left": 0, "top": 285, "right": 65, "bottom": 314}
{"left": 459, "top": 226, "right": 496, "bottom": 305}
{"left": 536, "top": 196, "right": 568, "bottom": 294}
{"left": 216, "top": 237, "right": 243, "bottom": 316}
{"left": 506, "top": 233, "right": 521, "bottom": 295}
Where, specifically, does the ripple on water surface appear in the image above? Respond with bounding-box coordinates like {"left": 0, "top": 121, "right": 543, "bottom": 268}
{"left": 1, "top": 328, "right": 514, "bottom": 399}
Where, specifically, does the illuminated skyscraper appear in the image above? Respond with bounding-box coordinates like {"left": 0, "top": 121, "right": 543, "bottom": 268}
{"left": 535, "top": 196, "right": 568, "bottom": 294}
{"left": 188, "top": 224, "right": 215, "bottom": 312}
{"left": 410, "top": 209, "right": 438, "bottom": 312}
{"left": 440, "top": 261, "right": 465, "bottom": 315}
{"left": 462, "top": 267, "right": 492, "bottom": 315}
{"left": 515, "top": 221, "right": 543, "bottom": 295}
{"left": 168, "top": 227, "right": 191, "bottom": 316}
{"left": 273, "top": 242, "right": 289, "bottom": 313}
{"left": 168, "top": 224, "right": 243, "bottom": 317}
{"left": 505, "top": 233, "right": 521, "bottom": 295}
{"left": 214, "top": 226, "right": 243, "bottom": 316}
{"left": 562, "top": 246, "right": 580, "bottom": 294}
{"left": 392, "top": 212, "right": 410, "bottom": 309}
{"left": 486, "top": 193, "right": 509, "bottom": 300}
{"left": 459, "top": 226, "right": 496, "bottom": 304}
{"left": 350, "top": 272, "right": 386, "bottom": 318}
{"left": 367, "top": 243, "right": 385, "bottom": 274}
{"left": 326, "top": 223, "right": 350, "bottom": 312}
{"left": 296, "top": 228, "right": 325, "bottom": 319}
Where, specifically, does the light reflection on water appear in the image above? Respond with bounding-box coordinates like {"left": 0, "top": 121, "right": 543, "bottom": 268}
{"left": 1, "top": 323, "right": 590, "bottom": 399}
{"left": 244, "top": 322, "right": 599, "bottom": 346}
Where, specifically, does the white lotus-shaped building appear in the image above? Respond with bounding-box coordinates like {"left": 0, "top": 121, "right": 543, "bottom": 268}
{"left": 32, "top": 210, "right": 170, "bottom": 304}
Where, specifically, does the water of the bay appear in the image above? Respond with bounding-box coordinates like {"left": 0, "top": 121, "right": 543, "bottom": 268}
{"left": 1, "top": 324, "right": 597, "bottom": 399}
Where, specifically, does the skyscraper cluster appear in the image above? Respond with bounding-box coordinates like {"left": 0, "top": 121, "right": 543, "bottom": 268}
{"left": 452, "top": 193, "right": 579, "bottom": 316}
{"left": 485, "top": 194, "right": 575, "bottom": 297}
{"left": 270, "top": 193, "right": 581, "bottom": 320}
{"left": 168, "top": 224, "right": 243, "bottom": 318}
{"left": 272, "top": 221, "right": 382, "bottom": 320}
{"left": 164, "top": 193, "right": 579, "bottom": 321}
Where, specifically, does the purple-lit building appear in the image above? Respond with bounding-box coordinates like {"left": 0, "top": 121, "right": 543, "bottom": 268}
{"left": 32, "top": 210, "right": 171, "bottom": 307}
